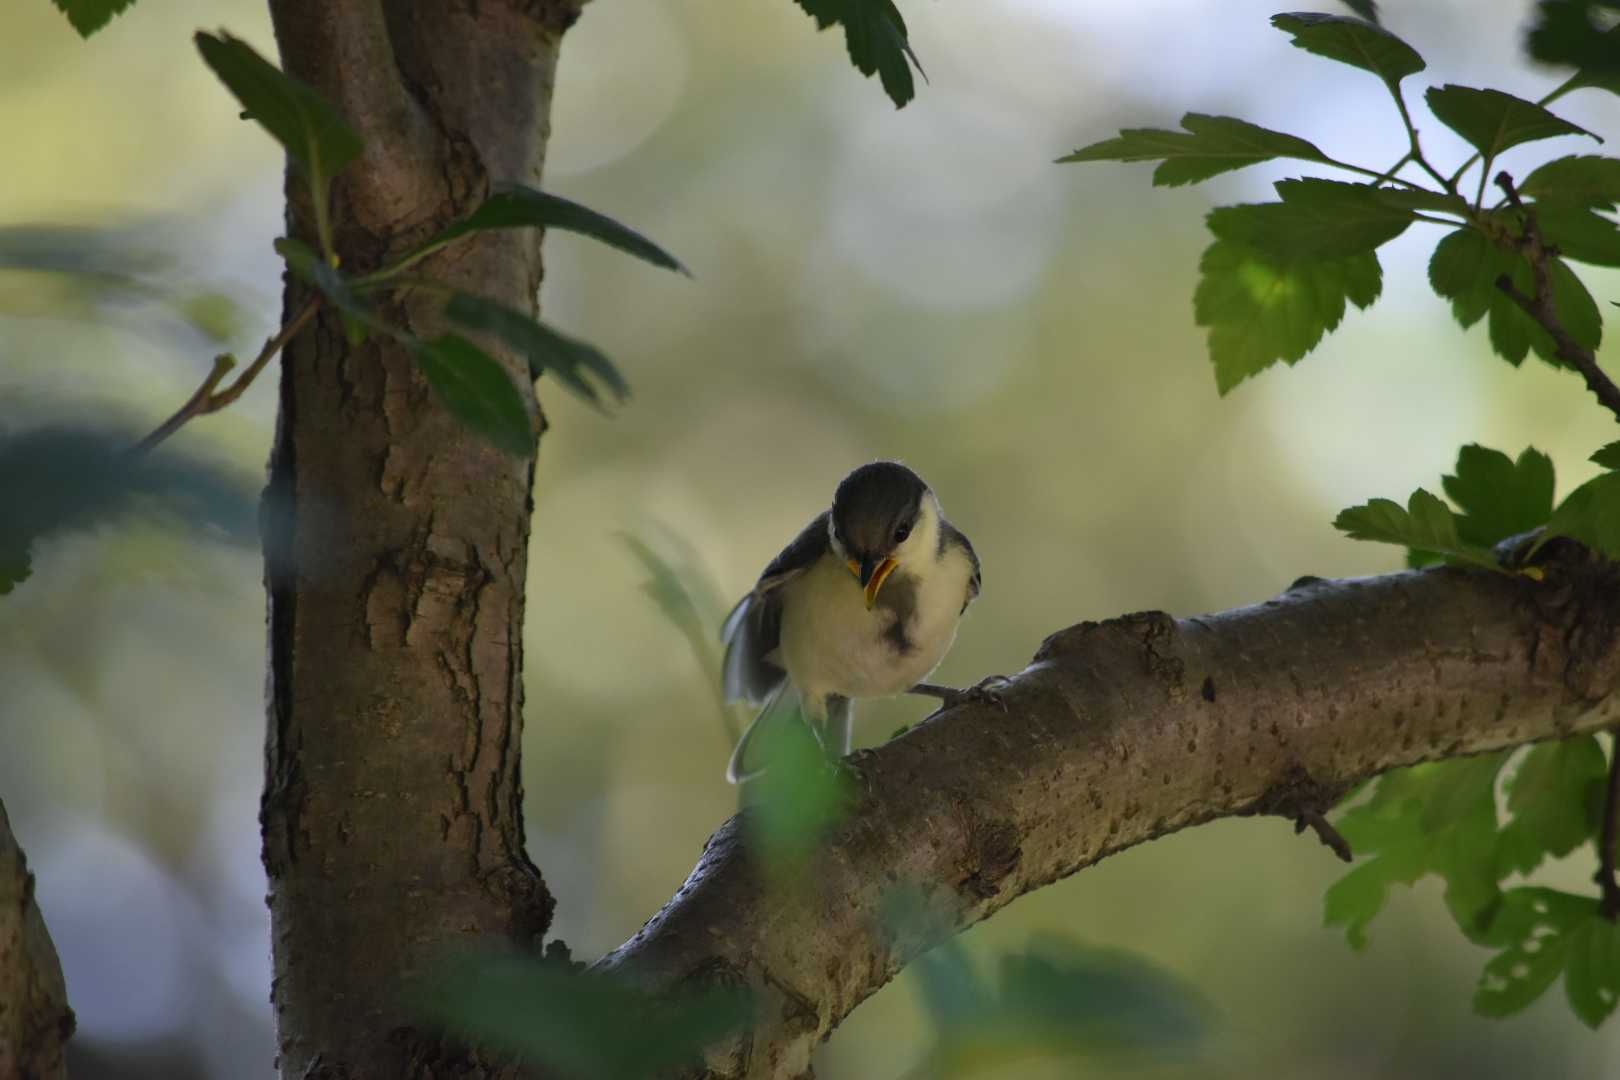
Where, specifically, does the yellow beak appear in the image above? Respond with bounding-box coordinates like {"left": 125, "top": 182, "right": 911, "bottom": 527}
{"left": 848, "top": 556, "right": 899, "bottom": 610}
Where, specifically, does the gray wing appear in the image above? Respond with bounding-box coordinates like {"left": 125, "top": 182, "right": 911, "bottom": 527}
{"left": 940, "top": 517, "right": 981, "bottom": 613}
{"left": 720, "top": 510, "right": 831, "bottom": 705}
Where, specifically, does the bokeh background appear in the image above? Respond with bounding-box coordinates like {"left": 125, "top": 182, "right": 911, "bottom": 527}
{"left": 3, "top": 0, "right": 1620, "bottom": 1075}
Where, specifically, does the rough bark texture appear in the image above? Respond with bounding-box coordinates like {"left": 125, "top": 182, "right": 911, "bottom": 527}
{"left": 261, "top": 2, "right": 581, "bottom": 1076}
{"left": 595, "top": 547, "right": 1620, "bottom": 1079}
{"left": 0, "top": 800, "right": 73, "bottom": 1080}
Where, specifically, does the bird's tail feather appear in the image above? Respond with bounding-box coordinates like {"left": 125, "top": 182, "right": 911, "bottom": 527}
{"left": 725, "top": 681, "right": 794, "bottom": 784}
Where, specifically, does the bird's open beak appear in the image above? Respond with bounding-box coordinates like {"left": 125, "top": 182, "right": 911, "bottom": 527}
{"left": 848, "top": 556, "right": 899, "bottom": 610}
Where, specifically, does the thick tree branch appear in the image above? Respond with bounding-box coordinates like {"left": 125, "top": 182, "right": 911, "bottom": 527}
{"left": 1492, "top": 171, "right": 1620, "bottom": 424}
{"left": 596, "top": 548, "right": 1620, "bottom": 1079}
{"left": 0, "top": 799, "right": 73, "bottom": 1080}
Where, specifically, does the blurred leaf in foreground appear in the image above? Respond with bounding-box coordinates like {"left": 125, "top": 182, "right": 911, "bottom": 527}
{"left": 419, "top": 950, "right": 754, "bottom": 1078}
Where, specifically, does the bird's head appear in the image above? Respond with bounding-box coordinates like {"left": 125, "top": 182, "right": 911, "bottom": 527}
{"left": 828, "top": 461, "right": 938, "bottom": 609}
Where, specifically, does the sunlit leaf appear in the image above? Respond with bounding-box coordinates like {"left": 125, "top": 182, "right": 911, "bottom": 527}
{"left": 1270, "top": 12, "right": 1425, "bottom": 87}
{"left": 1194, "top": 239, "right": 1381, "bottom": 393}
{"left": 1497, "top": 737, "right": 1606, "bottom": 874}
{"left": 1565, "top": 915, "right": 1620, "bottom": 1027}
{"left": 1059, "top": 113, "right": 1332, "bottom": 187}
{"left": 1335, "top": 489, "right": 1500, "bottom": 569}
{"left": 1544, "top": 471, "right": 1620, "bottom": 558}
{"left": 1425, "top": 85, "right": 1596, "bottom": 160}
{"left": 409, "top": 335, "right": 535, "bottom": 457}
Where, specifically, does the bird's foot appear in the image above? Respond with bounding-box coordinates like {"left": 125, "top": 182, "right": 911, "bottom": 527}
{"left": 909, "top": 675, "right": 1012, "bottom": 714}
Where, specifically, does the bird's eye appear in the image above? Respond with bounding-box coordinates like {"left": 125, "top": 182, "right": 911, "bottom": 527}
{"left": 893, "top": 523, "right": 912, "bottom": 544}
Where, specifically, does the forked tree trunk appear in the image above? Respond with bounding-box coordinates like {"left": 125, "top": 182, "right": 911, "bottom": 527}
{"left": 260, "top": 3, "right": 580, "bottom": 1075}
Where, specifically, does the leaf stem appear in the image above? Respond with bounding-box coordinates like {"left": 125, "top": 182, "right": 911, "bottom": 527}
{"left": 1389, "top": 83, "right": 1455, "bottom": 193}
{"left": 1492, "top": 171, "right": 1620, "bottom": 425}
{"left": 1599, "top": 733, "right": 1620, "bottom": 921}
{"left": 132, "top": 295, "right": 322, "bottom": 455}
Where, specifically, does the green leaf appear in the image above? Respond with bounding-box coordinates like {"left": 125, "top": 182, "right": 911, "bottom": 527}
{"left": 1534, "top": 204, "right": 1620, "bottom": 266}
{"left": 742, "top": 706, "right": 855, "bottom": 871}
{"left": 1565, "top": 915, "right": 1620, "bottom": 1027}
{"left": 1592, "top": 441, "right": 1620, "bottom": 469}
{"left": 193, "top": 32, "right": 362, "bottom": 184}
{"left": 1527, "top": 1, "right": 1620, "bottom": 80}
{"left": 1425, "top": 85, "right": 1596, "bottom": 161}
{"left": 1521, "top": 155, "right": 1620, "bottom": 207}
{"left": 442, "top": 291, "right": 629, "bottom": 412}
{"left": 1339, "top": 0, "right": 1380, "bottom": 22}
{"left": 410, "top": 335, "right": 535, "bottom": 457}
{"left": 1475, "top": 887, "right": 1597, "bottom": 1017}
{"left": 1441, "top": 444, "right": 1555, "bottom": 547}
{"left": 791, "top": 0, "right": 924, "bottom": 108}
{"left": 1270, "top": 12, "right": 1425, "bottom": 88}
{"left": 51, "top": 0, "right": 136, "bottom": 37}
{"left": 1427, "top": 227, "right": 1601, "bottom": 365}
{"left": 0, "top": 545, "right": 31, "bottom": 596}
{"left": 1194, "top": 240, "right": 1381, "bottom": 393}
{"left": 1326, "top": 755, "right": 1512, "bottom": 947}
{"left": 1206, "top": 178, "right": 1414, "bottom": 260}
{"left": 419, "top": 951, "right": 754, "bottom": 1078}
{"left": 1545, "top": 471, "right": 1620, "bottom": 558}
{"left": 1373, "top": 188, "right": 1472, "bottom": 215}
{"left": 432, "top": 185, "right": 687, "bottom": 274}
{"left": 1498, "top": 737, "right": 1607, "bottom": 873}
{"left": 1058, "top": 113, "right": 1332, "bottom": 187}
{"left": 1333, "top": 489, "right": 1499, "bottom": 569}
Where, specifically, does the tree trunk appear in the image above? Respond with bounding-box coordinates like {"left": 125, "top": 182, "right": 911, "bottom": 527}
{"left": 0, "top": 799, "right": 72, "bottom": 1080}
{"left": 260, "top": 3, "right": 580, "bottom": 1075}
{"left": 596, "top": 550, "right": 1620, "bottom": 1079}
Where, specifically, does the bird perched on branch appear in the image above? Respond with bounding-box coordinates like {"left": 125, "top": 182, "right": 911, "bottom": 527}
{"left": 721, "top": 461, "right": 983, "bottom": 782}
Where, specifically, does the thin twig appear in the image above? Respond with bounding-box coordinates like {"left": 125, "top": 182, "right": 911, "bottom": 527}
{"left": 131, "top": 296, "right": 322, "bottom": 456}
{"left": 1492, "top": 171, "right": 1620, "bottom": 425}
{"left": 1295, "top": 809, "right": 1353, "bottom": 863}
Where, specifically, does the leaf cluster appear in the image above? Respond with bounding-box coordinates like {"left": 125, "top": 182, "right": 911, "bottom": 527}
{"left": 195, "top": 32, "right": 686, "bottom": 457}
{"left": 1324, "top": 736, "right": 1617, "bottom": 1024}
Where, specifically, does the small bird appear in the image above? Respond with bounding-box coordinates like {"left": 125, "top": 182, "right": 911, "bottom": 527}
{"left": 721, "top": 461, "right": 981, "bottom": 782}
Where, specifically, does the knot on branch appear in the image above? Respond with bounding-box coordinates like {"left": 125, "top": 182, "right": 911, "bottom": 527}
{"left": 1035, "top": 610, "right": 1186, "bottom": 702}
{"left": 1239, "top": 765, "right": 1353, "bottom": 863}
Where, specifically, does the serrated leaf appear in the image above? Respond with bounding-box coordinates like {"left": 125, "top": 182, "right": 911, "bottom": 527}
{"left": 1565, "top": 915, "right": 1620, "bottom": 1027}
{"left": 1270, "top": 12, "right": 1425, "bottom": 87}
{"left": 1326, "top": 755, "right": 1512, "bottom": 947}
{"left": 1428, "top": 227, "right": 1601, "bottom": 365}
{"left": 1373, "top": 188, "right": 1471, "bottom": 215}
{"left": 1545, "top": 471, "right": 1620, "bottom": 558}
{"left": 1475, "top": 887, "right": 1597, "bottom": 1017}
{"left": 1592, "top": 441, "right": 1620, "bottom": 469}
{"left": 1058, "top": 113, "right": 1332, "bottom": 187}
{"left": 1521, "top": 155, "right": 1620, "bottom": 207}
{"left": 1528, "top": 1, "right": 1620, "bottom": 80}
{"left": 1425, "top": 85, "right": 1597, "bottom": 161}
{"left": 1334, "top": 489, "right": 1500, "bottom": 569}
{"left": 432, "top": 185, "right": 687, "bottom": 274}
{"left": 410, "top": 334, "right": 535, "bottom": 457}
{"left": 418, "top": 951, "right": 754, "bottom": 1077}
{"left": 1194, "top": 240, "right": 1381, "bottom": 393}
{"left": 51, "top": 0, "right": 136, "bottom": 37}
{"left": 1534, "top": 204, "right": 1620, "bottom": 266}
{"left": 1207, "top": 178, "right": 1414, "bottom": 260}
{"left": 791, "top": 0, "right": 923, "bottom": 108}
{"left": 1442, "top": 444, "right": 1555, "bottom": 547}
{"left": 194, "top": 32, "right": 362, "bottom": 184}
{"left": 443, "top": 291, "right": 629, "bottom": 412}
{"left": 1499, "top": 737, "right": 1607, "bottom": 873}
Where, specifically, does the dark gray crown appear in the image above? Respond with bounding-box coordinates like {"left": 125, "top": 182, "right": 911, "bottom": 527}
{"left": 831, "top": 461, "right": 928, "bottom": 558}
